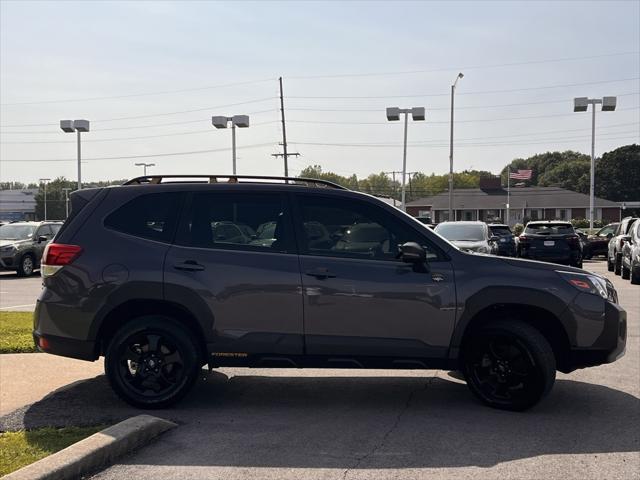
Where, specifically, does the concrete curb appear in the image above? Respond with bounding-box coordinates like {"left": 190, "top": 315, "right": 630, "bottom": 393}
{"left": 4, "top": 414, "right": 177, "bottom": 480}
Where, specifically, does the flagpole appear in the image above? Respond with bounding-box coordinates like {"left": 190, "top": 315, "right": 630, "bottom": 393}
{"left": 507, "top": 166, "right": 510, "bottom": 226}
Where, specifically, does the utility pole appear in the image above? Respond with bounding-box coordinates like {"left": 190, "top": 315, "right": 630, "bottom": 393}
{"left": 62, "top": 188, "right": 72, "bottom": 218}
{"left": 278, "top": 77, "right": 291, "bottom": 177}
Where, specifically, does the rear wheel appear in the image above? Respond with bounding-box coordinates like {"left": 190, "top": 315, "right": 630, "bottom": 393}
{"left": 105, "top": 316, "right": 201, "bottom": 409}
{"left": 16, "top": 254, "right": 35, "bottom": 277}
{"left": 621, "top": 264, "right": 630, "bottom": 280}
{"left": 614, "top": 253, "right": 622, "bottom": 275}
{"left": 631, "top": 264, "right": 640, "bottom": 285}
{"left": 462, "top": 321, "right": 556, "bottom": 411}
{"left": 607, "top": 256, "right": 615, "bottom": 272}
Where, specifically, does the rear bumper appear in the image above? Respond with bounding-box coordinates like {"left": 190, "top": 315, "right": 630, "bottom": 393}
{"left": 565, "top": 301, "right": 627, "bottom": 371}
{"left": 33, "top": 330, "right": 98, "bottom": 361}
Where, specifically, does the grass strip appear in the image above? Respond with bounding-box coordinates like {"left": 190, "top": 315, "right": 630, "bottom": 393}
{"left": 0, "top": 311, "right": 36, "bottom": 354}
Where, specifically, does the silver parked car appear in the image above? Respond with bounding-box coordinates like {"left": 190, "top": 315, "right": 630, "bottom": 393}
{"left": 434, "top": 221, "right": 499, "bottom": 254}
{"left": 621, "top": 219, "right": 640, "bottom": 284}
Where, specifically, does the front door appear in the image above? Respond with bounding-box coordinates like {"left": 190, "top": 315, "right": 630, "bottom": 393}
{"left": 164, "top": 190, "right": 303, "bottom": 356}
{"left": 293, "top": 194, "right": 456, "bottom": 360}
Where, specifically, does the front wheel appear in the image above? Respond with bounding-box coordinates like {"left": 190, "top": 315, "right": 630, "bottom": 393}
{"left": 462, "top": 321, "right": 556, "bottom": 411}
{"left": 621, "top": 264, "right": 631, "bottom": 280}
{"left": 16, "top": 254, "right": 35, "bottom": 277}
{"left": 607, "top": 256, "right": 615, "bottom": 272}
{"left": 105, "top": 316, "right": 201, "bottom": 409}
{"left": 631, "top": 265, "right": 640, "bottom": 285}
{"left": 614, "top": 253, "right": 622, "bottom": 275}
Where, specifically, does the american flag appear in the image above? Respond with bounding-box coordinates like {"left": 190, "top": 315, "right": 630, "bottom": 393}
{"left": 509, "top": 169, "right": 532, "bottom": 180}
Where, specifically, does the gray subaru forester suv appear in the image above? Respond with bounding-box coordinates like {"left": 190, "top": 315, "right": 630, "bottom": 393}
{"left": 34, "top": 175, "right": 627, "bottom": 411}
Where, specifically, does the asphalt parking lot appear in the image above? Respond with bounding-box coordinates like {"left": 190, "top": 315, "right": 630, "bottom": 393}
{"left": 0, "top": 270, "right": 41, "bottom": 311}
{"left": 0, "top": 259, "right": 638, "bottom": 479}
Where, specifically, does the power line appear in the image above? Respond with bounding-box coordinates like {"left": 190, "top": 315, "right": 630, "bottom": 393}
{"left": 288, "top": 77, "right": 640, "bottom": 99}
{"left": 287, "top": 51, "right": 640, "bottom": 79}
{"left": 0, "top": 78, "right": 277, "bottom": 107}
{"left": 0, "top": 101, "right": 277, "bottom": 128}
{"left": 286, "top": 92, "right": 639, "bottom": 112}
{"left": 0, "top": 143, "right": 276, "bottom": 163}
{"left": 287, "top": 106, "right": 638, "bottom": 125}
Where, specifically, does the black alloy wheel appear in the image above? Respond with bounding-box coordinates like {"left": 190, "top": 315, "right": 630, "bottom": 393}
{"left": 462, "top": 321, "right": 555, "bottom": 411}
{"left": 105, "top": 316, "right": 201, "bottom": 408}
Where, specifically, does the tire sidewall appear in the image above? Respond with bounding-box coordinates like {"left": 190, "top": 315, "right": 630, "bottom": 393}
{"left": 462, "top": 321, "right": 556, "bottom": 411}
{"left": 17, "top": 254, "right": 34, "bottom": 277}
{"left": 105, "top": 315, "right": 201, "bottom": 409}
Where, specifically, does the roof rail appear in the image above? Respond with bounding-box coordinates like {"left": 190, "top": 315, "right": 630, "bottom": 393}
{"left": 122, "top": 175, "right": 347, "bottom": 190}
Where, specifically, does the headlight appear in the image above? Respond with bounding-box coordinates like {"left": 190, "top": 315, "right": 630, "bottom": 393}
{"left": 477, "top": 246, "right": 490, "bottom": 253}
{"left": 557, "top": 270, "right": 614, "bottom": 301}
{"left": 0, "top": 245, "right": 16, "bottom": 253}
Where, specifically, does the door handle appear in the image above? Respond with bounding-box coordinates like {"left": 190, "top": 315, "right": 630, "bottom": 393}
{"left": 305, "top": 267, "right": 336, "bottom": 279}
{"left": 173, "top": 260, "right": 205, "bottom": 272}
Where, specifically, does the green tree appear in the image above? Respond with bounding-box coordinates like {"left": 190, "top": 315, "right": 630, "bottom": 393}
{"left": 34, "top": 177, "right": 78, "bottom": 220}
{"left": 595, "top": 144, "right": 640, "bottom": 202}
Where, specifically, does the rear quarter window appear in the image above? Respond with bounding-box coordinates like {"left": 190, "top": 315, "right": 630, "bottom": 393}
{"left": 104, "top": 192, "right": 183, "bottom": 243}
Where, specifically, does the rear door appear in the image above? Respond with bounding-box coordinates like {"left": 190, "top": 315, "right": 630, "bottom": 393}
{"left": 164, "top": 190, "right": 304, "bottom": 357}
{"left": 292, "top": 193, "right": 456, "bottom": 360}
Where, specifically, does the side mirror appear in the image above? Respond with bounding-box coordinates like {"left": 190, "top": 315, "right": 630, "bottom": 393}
{"left": 397, "top": 242, "right": 426, "bottom": 263}
{"left": 489, "top": 236, "right": 500, "bottom": 242}
{"left": 37, "top": 235, "right": 48, "bottom": 243}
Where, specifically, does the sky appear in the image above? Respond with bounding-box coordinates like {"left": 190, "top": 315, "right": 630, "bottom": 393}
{"left": 1, "top": 0, "right": 639, "bottom": 184}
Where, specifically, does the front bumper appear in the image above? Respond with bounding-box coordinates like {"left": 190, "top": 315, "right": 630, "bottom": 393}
{"left": 565, "top": 300, "right": 627, "bottom": 371}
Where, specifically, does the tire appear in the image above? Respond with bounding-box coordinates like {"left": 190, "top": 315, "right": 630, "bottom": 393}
{"left": 621, "top": 264, "right": 630, "bottom": 280}
{"left": 461, "top": 321, "right": 556, "bottom": 411}
{"left": 631, "top": 265, "right": 640, "bottom": 285}
{"left": 614, "top": 253, "right": 622, "bottom": 276}
{"left": 607, "top": 257, "right": 614, "bottom": 271}
{"left": 16, "top": 254, "right": 35, "bottom": 277}
{"left": 571, "top": 259, "right": 583, "bottom": 269}
{"left": 105, "top": 316, "right": 201, "bottom": 409}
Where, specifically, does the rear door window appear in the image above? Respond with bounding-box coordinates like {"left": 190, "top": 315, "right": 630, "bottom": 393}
{"left": 525, "top": 223, "right": 574, "bottom": 235}
{"left": 104, "top": 192, "right": 184, "bottom": 243}
{"left": 176, "top": 192, "right": 292, "bottom": 253}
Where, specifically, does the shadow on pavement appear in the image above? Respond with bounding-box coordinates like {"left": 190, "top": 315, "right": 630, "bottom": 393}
{"left": 2, "top": 370, "right": 638, "bottom": 468}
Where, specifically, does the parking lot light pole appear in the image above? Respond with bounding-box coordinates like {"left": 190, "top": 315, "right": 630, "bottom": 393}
{"left": 386, "top": 106, "right": 426, "bottom": 211}
{"left": 211, "top": 115, "right": 250, "bottom": 175}
{"left": 62, "top": 188, "right": 72, "bottom": 218}
{"left": 134, "top": 163, "right": 156, "bottom": 176}
{"left": 60, "top": 120, "right": 90, "bottom": 190}
{"left": 39, "top": 178, "right": 51, "bottom": 221}
{"left": 449, "top": 73, "right": 464, "bottom": 222}
{"left": 573, "top": 96, "right": 617, "bottom": 230}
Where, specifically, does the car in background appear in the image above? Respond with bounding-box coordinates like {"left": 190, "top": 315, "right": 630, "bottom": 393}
{"left": 434, "top": 221, "right": 499, "bottom": 255}
{"left": 517, "top": 221, "right": 583, "bottom": 268}
{"left": 583, "top": 223, "right": 619, "bottom": 259}
{"left": 488, "top": 224, "right": 516, "bottom": 256}
{"left": 415, "top": 216, "right": 432, "bottom": 225}
{"left": 621, "top": 219, "right": 640, "bottom": 284}
{"left": 0, "top": 221, "right": 63, "bottom": 276}
{"left": 607, "top": 217, "right": 638, "bottom": 275}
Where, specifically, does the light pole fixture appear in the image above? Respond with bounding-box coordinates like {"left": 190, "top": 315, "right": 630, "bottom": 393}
{"left": 60, "top": 119, "right": 90, "bottom": 191}
{"left": 449, "top": 72, "right": 464, "bottom": 222}
{"left": 62, "top": 188, "right": 72, "bottom": 218}
{"left": 211, "top": 115, "right": 250, "bottom": 175}
{"left": 134, "top": 162, "right": 156, "bottom": 176}
{"left": 39, "top": 178, "right": 51, "bottom": 221}
{"left": 573, "top": 96, "right": 617, "bottom": 230}
{"left": 385, "top": 106, "right": 426, "bottom": 211}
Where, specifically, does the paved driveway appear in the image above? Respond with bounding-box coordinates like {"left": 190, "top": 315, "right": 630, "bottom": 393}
{"left": 0, "top": 260, "right": 638, "bottom": 479}
{"left": 0, "top": 271, "right": 41, "bottom": 311}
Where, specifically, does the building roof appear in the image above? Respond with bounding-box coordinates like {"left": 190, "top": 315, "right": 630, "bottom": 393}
{"left": 0, "top": 189, "right": 37, "bottom": 214}
{"left": 406, "top": 186, "right": 620, "bottom": 210}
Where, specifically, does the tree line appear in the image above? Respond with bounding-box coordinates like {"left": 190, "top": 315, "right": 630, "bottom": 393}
{"left": 2, "top": 144, "right": 637, "bottom": 220}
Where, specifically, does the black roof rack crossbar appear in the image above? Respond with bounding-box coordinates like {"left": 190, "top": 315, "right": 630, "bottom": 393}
{"left": 123, "top": 175, "right": 347, "bottom": 190}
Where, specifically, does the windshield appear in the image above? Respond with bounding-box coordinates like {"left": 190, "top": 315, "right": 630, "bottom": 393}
{"left": 489, "top": 226, "right": 512, "bottom": 236}
{"left": 525, "top": 223, "right": 574, "bottom": 235}
{"left": 0, "top": 224, "right": 35, "bottom": 240}
{"left": 435, "top": 224, "right": 485, "bottom": 241}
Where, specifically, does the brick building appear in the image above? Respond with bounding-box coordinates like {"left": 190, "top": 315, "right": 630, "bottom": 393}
{"left": 406, "top": 183, "right": 621, "bottom": 226}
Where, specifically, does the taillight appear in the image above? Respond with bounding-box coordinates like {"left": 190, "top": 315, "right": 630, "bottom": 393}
{"left": 567, "top": 235, "right": 581, "bottom": 248}
{"left": 519, "top": 235, "right": 529, "bottom": 246}
{"left": 41, "top": 243, "right": 83, "bottom": 278}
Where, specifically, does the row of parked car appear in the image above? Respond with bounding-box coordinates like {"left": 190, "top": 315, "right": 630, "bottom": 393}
{"left": 0, "top": 221, "right": 63, "bottom": 276}
{"left": 429, "top": 217, "right": 640, "bottom": 283}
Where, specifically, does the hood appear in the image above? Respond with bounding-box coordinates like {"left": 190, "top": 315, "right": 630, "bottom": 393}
{"left": 451, "top": 240, "right": 487, "bottom": 250}
{"left": 499, "top": 256, "right": 588, "bottom": 275}
{"left": 0, "top": 239, "right": 27, "bottom": 248}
